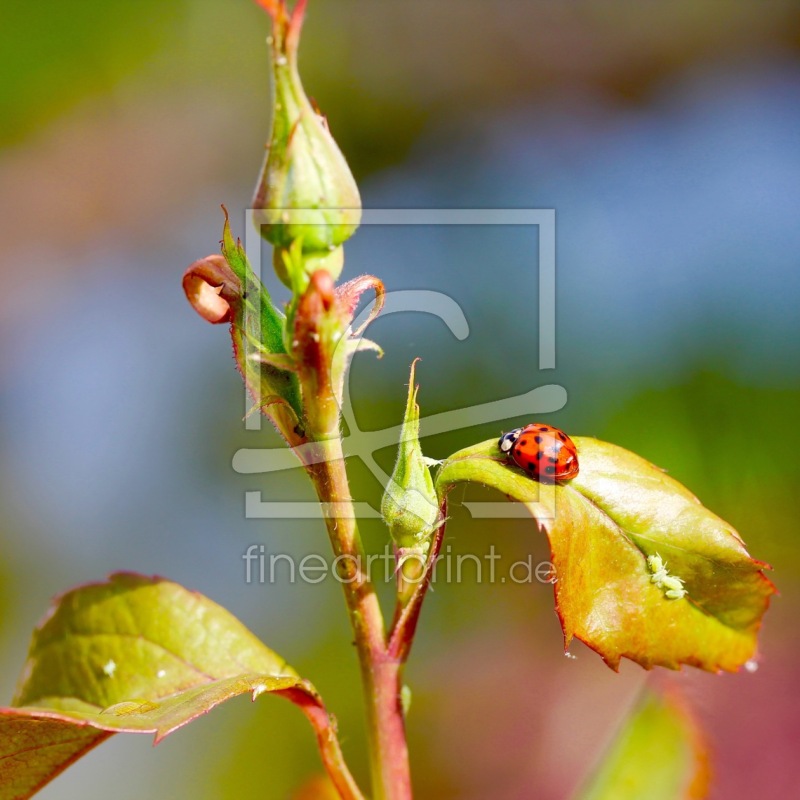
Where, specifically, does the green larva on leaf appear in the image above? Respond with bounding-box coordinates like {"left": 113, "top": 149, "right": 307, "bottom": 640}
{"left": 646, "top": 553, "right": 687, "bottom": 600}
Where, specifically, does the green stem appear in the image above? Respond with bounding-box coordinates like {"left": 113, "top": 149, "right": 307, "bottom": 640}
{"left": 388, "top": 510, "right": 447, "bottom": 664}
{"left": 306, "top": 436, "right": 412, "bottom": 800}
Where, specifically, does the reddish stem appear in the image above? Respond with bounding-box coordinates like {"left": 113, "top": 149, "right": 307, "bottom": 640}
{"left": 280, "top": 686, "right": 365, "bottom": 800}
{"left": 306, "top": 436, "right": 412, "bottom": 800}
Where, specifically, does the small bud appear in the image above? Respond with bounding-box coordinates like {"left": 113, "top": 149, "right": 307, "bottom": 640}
{"left": 292, "top": 269, "right": 348, "bottom": 437}
{"left": 381, "top": 360, "right": 442, "bottom": 554}
{"left": 291, "top": 271, "right": 385, "bottom": 439}
{"left": 401, "top": 685, "right": 412, "bottom": 717}
{"left": 253, "top": 0, "right": 361, "bottom": 285}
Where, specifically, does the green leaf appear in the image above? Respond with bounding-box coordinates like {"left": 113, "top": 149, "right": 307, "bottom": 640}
{"left": 0, "top": 716, "right": 110, "bottom": 800}
{"left": 436, "top": 436, "right": 775, "bottom": 672}
{"left": 221, "top": 213, "right": 288, "bottom": 360}
{"left": 575, "top": 690, "right": 709, "bottom": 800}
{"left": 220, "top": 215, "right": 304, "bottom": 425}
{"left": 184, "top": 214, "right": 304, "bottom": 443}
{"left": 0, "top": 573, "right": 322, "bottom": 799}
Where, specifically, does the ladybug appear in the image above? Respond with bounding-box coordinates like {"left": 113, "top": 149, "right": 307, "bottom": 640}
{"left": 498, "top": 423, "right": 579, "bottom": 482}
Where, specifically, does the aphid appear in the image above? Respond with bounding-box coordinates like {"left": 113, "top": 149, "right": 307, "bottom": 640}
{"left": 661, "top": 574, "right": 687, "bottom": 600}
{"left": 646, "top": 554, "right": 664, "bottom": 573}
{"left": 647, "top": 554, "right": 669, "bottom": 584}
{"left": 646, "top": 553, "right": 687, "bottom": 600}
{"left": 660, "top": 574, "right": 685, "bottom": 592}
{"left": 498, "top": 423, "right": 579, "bottom": 482}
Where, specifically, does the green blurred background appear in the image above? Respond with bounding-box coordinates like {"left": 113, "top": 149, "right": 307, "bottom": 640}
{"left": 1, "top": 1, "right": 799, "bottom": 797}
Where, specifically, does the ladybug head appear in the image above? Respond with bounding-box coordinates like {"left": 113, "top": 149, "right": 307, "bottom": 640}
{"left": 498, "top": 427, "right": 522, "bottom": 453}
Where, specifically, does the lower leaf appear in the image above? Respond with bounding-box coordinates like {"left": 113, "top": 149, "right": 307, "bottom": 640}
{"left": 0, "top": 573, "right": 330, "bottom": 799}
{"left": 575, "top": 689, "right": 710, "bottom": 800}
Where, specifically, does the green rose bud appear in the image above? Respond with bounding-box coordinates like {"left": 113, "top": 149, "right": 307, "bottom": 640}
{"left": 252, "top": 0, "right": 361, "bottom": 287}
{"left": 381, "top": 361, "right": 442, "bottom": 556}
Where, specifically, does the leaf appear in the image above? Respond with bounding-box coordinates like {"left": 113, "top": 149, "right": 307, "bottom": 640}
{"left": 575, "top": 690, "right": 710, "bottom": 800}
{"left": 436, "top": 436, "right": 775, "bottom": 672}
{"left": 335, "top": 274, "right": 385, "bottom": 337}
{"left": 0, "top": 573, "right": 323, "bottom": 799}
{"left": 183, "top": 213, "right": 304, "bottom": 445}
{"left": 220, "top": 213, "right": 304, "bottom": 425}
{"left": 220, "top": 211, "right": 288, "bottom": 360}
{"left": 0, "top": 716, "right": 111, "bottom": 800}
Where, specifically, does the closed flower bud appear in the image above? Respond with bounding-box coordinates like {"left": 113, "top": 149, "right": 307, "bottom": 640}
{"left": 381, "top": 361, "right": 442, "bottom": 554}
{"left": 253, "top": 0, "right": 361, "bottom": 285}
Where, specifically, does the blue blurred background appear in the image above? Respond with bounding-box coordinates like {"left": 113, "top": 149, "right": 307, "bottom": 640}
{"left": 1, "top": 1, "right": 799, "bottom": 797}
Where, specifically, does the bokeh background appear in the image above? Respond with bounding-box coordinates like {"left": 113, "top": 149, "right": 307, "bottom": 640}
{"left": 1, "top": 1, "right": 799, "bottom": 797}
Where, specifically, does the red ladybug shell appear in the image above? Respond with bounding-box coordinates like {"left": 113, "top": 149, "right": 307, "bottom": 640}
{"left": 498, "top": 423, "right": 579, "bottom": 482}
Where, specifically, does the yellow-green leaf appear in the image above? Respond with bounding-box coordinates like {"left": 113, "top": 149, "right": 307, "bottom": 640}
{"left": 575, "top": 690, "right": 709, "bottom": 800}
{"left": 436, "top": 436, "right": 775, "bottom": 671}
{"left": 0, "top": 573, "right": 322, "bottom": 799}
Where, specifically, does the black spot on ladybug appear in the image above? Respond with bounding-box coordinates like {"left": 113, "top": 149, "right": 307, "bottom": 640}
{"left": 548, "top": 457, "right": 558, "bottom": 464}
{"left": 557, "top": 431, "right": 567, "bottom": 441}
{"left": 519, "top": 439, "right": 528, "bottom": 446}
{"left": 536, "top": 451, "right": 543, "bottom": 459}
{"left": 527, "top": 462, "right": 536, "bottom": 471}
{"left": 545, "top": 465, "right": 555, "bottom": 474}
{"left": 538, "top": 425, "right": 549, "bottom": 431}
{"left": 534, "top": 435, "right": 543, "bottom": 444}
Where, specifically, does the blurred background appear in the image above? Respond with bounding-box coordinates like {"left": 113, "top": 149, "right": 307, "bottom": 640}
{"left": 1, "top": 0, "right": 799, "bottom": 797}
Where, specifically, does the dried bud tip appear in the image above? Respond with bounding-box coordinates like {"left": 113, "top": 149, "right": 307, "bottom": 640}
{"left": 183, "top": 255, "right": 240, "bottom": 324}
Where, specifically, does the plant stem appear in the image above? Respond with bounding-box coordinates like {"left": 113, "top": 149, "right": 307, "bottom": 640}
{"left": 281, "top": 685, "right": 365, "bottom": 800}
{"left": 306, "top": 436, "right": 412, "bottom": 800}
{"left": 388, "top": 510, "right": 447, "bottom": 663}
